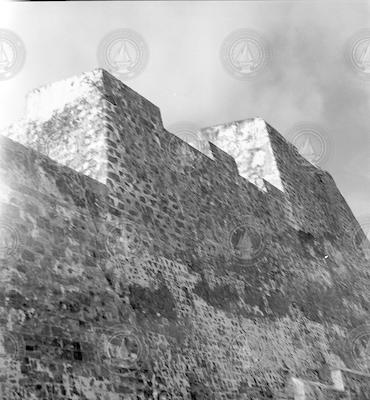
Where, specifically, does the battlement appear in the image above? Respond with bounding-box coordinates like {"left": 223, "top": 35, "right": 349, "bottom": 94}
{"left": 2, "top": 71, "right": 321, "bottom": 189}
{"left": 2, "top": 69, "right": 360, "bottom": 237}
{"left": 0, "top": 70, "right": 369, "bottom": 400}
{"left": 25, "top": 69, "right": 162, "bottom": 123}
{"left": 202, "top": 118, "right": 285, "bottom": 192}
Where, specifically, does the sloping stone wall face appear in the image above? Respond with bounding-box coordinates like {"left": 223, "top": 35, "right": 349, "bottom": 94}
{"left": 0, "top": 69, "right": 369, "bottom": 400}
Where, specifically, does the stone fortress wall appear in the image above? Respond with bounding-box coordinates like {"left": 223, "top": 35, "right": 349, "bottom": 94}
{"left": 0, "top": 69, "right": 369, "bottom": 399}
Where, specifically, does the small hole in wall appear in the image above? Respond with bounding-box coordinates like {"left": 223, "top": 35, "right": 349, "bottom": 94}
{"left": 316, "top": 172, "right": 326, "bottom": 184}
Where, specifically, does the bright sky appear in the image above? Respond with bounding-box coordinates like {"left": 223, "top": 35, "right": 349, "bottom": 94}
{"left": 0, "top": 1, "right": 369, "bottom": 221}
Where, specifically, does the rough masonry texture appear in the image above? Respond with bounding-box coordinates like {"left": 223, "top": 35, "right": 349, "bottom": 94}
{"left": 0, "top": 69, "right": 369, "bottom": 400}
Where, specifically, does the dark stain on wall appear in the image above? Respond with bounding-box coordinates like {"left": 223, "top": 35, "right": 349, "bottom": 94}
{"left": 129, "top": 283, "right": 177, "bottom": 322}
{"left": 193, "top": 274, "right": 240, "bottom": 313}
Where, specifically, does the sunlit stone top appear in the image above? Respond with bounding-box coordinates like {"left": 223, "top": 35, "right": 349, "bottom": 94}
{"left": 201, "top": 117, "right": 284, "bottom": 192}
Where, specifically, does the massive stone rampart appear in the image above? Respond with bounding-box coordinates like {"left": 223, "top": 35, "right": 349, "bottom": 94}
{"left": 0, "top": 69, "right": 369, "bottom": 400}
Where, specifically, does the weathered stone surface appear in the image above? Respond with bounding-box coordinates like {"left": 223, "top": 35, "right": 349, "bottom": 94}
{"left": 0, "top": 69, "right": 369, "bottom": 399}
